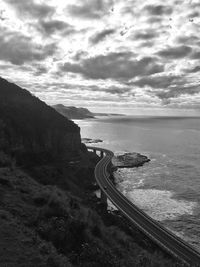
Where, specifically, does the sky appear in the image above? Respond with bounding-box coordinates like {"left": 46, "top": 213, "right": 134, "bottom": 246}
{"left": 0, "top": 0, "right": 200, "bottom": 115}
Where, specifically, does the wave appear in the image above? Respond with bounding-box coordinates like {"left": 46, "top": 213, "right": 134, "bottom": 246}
{"left": 126, "top": 189, "right": 196, "bottom": 221}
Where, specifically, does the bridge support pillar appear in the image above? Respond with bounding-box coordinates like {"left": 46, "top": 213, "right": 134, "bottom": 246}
{"left": 100, "top": 151, "right": 104, "bottom": 159}
{"left": 100, "top": 189, "right": 107, "bottom": 207}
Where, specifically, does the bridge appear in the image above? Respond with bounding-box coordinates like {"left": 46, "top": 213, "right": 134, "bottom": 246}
{"left": 87, "top": 146, "right": 200, "bottom": 266}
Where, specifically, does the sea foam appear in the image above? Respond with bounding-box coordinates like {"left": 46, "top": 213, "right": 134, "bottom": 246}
{"left": 126, "top": 189, "right": 196, "bottom": 221}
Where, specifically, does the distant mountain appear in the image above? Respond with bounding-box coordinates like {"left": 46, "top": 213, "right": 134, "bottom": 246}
{"left": 94, "top": 112, "right": 125, "bottom": 117}
{"left": 0, "top": 77, "right": 81, "bottom": 164}
{"left": 52, "top": 104, "right": 94, "bottom": 119}
{"left": 0, "top": 77, "right": 185, "bottom": 267}
{"left": 52, "top": 104, "right": 125, "bottom": 119}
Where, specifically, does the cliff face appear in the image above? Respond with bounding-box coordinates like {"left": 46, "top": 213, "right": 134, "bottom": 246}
{"left": 0, "top": 78, "right": 185, "bottom": 267}
{"left": 52, "top": 104, "right": 94, "bottom": 120}
{"left": 0, "top": 77, "right": 81, "bottom": 163}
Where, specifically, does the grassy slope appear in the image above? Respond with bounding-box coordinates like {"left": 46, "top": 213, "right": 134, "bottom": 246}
{"left": 0, "top": 155, "right": 188, "bottom": 267}
{"left": 0, "top": 77, "right": 191, "bottom": 266}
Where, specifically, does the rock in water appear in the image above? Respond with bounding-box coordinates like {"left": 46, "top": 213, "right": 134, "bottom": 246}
{"left": 112, "top": 152, "right": 150, "bottom": 168}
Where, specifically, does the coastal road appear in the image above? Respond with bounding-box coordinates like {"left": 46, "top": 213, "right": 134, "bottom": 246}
{"left": 88, "top": 146, "right": 200, "bottom": 266}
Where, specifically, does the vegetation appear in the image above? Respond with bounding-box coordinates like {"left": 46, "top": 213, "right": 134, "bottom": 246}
{"left": 52, "top": 104, "right": 94, "bottom": 120}
{"left": 0, "top": 163, "right": 189, "bottom": 267}
{"left": 0, "top": 77, "right": 195, "bottom": 266}
{"left": 0, "top": 77, "right": 81, "bottom": 165}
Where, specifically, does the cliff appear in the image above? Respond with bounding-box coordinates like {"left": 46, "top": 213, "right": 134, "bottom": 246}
{"left": 0, "top": 78, "right": 81, "bottom": 164}
{"left": 0, "top": 77, "right": 186, "bottom": 267}
{"left": 52, "top": 104, "right": 94, "bottom": 120}
{"left": 0, "top": 166, "right": 184, "bottom": 267}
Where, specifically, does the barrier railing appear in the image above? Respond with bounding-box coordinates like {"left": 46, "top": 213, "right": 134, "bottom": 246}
{"left": 87, "top": 146, "right": 200, "bottom": 266}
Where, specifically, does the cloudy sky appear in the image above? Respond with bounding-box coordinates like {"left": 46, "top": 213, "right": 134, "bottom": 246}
{"left": 0, "top": 0, "right": 200, "bottom": 115}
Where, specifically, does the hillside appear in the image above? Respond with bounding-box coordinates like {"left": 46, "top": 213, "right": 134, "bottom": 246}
{"left": 52, "top": 104, "right": 94, "bottom": 120}
{"left": 0, "top": 77, "right": 188, "bottom": 267}
{"left": 52, "top": 104, "right": 125, "bottom": 120}
{"left": 0, "top": 78, "right": 81, "bottom": 164}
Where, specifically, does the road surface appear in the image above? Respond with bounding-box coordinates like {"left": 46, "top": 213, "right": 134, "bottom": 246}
{"left": 88, "top": 146, "right": 200, "bottom": 266}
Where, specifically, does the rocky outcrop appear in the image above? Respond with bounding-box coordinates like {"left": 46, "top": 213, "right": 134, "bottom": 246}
{"left": 0, "top": 77, "right": 81, "bottom": 163}
{"left": 112, "top": 152, "right": 150, "bottom": 168}
{"left": 52, "top": 104, "right": 94, "bottom": 120}
{"left": 52, "top": 104, "right": 126, "bottom": 120}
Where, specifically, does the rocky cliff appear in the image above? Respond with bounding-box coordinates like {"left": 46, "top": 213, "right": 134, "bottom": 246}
{"left": 0, "top": 77, "right": 81, "bottom": 164}
{"left": 52, "top": 104, "right": 94, "bottom": 120}
{"left": 0, "top": 77, "right": 187, "bottom": 267}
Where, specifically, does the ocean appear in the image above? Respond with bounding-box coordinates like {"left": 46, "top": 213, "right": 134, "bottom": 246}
{"left": 76, "top": 116, "right": 200, "bottom": 252}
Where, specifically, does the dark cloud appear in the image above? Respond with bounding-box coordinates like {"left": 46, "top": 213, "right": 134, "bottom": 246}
{"left": 183, "top": 66, "right": 200, "bottom": 73}
{"left": 140, "top": 41, "right": 155, "bottom": 48}
{"left": 0, "top": 28, "right": 57, "bottom": 65}
{"left": 90, "top": 29, "right": 115, "bottom": 44}
{"left": 120, "top": 6, "right": 135, "bottom": 17}
{"left": 73, "top": 51, "right": 88, "bottom": 61}
{"left": 144, "top": 5, "right": 173, "bottom": 16}
{"left": 60, "top": 62, "right": 82, "bottom": 74}
{"left": 132, "top": 75, "right": 181, "bottom": 89}
{"left": 147, "top": 16, "right": 163, "bottom": 24}
{"left": 155, "top": 90, "right": 175, "bottom": 105}
{"left": 188, "top": 11, "right": 200, "bottom": 18}
{"left": 176, "top": 35, "right": 199, "bottom": 45}
{"left": 133, "top": 31, "right": 157, "bottom": 40}
{"left": 190, "top": 2, "right": 200, "bottom": 9}
{"left": 134, "top": 75, "right": 199, "bottom": 104}
{"left": 33, "top": 65, "right": 49, "bottom": 76}
{"left": 31, "top": 82, "right": 131, "bottom": 96}
{"left": 60, "top": 52, "right": 163, "bottom": 80}
{"left": 89, "top": 85, "right": 131, "bottom": 95}
{"left": 105, "top": 87, "right": 130, "bottom": 95}
{"left": 67, "top": 0, "right": 113, "bottom": 19}
{"left": 157, "top": 45, "right": 192, "bottom": 59}
{"left": 132, "top": 74, "right": 200, "bottom": 103}
{"left": 35, "top": 19, "right": 74, "bottom": 36}
{"left": 3, "top": 0, "right": 54, "bottom": 19}
{"left": 190, "top": 51, "right": 200, "bottom": 60}
{"left": 154, "top": 84, "right": 200, "bottom": 103}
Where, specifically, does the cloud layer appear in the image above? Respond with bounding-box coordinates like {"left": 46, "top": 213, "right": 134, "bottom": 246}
{"left": 61, "top": 52, "right": 163, "bottom": 80}
{"left": 0, "top": 0, "right": 200, "bottom": 114}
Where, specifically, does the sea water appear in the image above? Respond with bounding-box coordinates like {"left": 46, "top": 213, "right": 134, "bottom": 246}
{"left": 76, "top": 116, "right": 200, "bottom": 251}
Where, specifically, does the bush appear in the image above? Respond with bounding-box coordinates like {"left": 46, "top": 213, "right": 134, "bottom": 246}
{"left": 0, "top": 151, "right": 12, "bottom": 167}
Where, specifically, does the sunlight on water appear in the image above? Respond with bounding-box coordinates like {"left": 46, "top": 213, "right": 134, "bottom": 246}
{"left": 77, "top": 116, "right": 200, "bottom": 250}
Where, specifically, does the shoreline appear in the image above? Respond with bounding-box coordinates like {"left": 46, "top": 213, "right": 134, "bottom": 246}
{"left": 83, "top": 136, "right": 200, "bottom": 252}
{"left": 90, "top": 146, "right": 200, "bottom": 264}
{"left": 114, "top": 163, "right": 200, "bottom": 252}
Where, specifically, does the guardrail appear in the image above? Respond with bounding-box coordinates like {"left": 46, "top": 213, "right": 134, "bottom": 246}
{"left": 87, "top": 146, "right": 200, "bottom": 266}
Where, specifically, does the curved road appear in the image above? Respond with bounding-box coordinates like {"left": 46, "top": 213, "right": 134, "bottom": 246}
{"left": 88, "top": 146, "right": 200, "bottom": 266}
